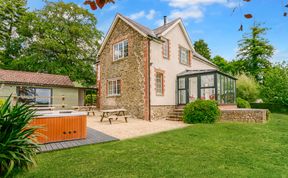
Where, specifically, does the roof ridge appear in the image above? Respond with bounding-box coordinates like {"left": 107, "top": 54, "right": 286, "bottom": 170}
{"left": 118, "top": 13, "right": 155, "bottom": 37}
{"left": 153, "top": 17, "right": 181, "bottom": 31}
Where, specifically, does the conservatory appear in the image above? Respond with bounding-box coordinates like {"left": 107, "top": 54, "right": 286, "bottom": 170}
{"left": 177, "top": 69, "right": 237, "bottom": 105}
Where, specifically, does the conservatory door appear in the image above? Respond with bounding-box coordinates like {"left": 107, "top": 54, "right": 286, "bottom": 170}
{"left": 178, "top": 78, "right": 186, "bottom": 104}
{"left": 189, "top": 77, "right": 198, "bottom": 102}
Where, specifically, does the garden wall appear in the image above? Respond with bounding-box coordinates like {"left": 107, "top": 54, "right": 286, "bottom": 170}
{"left": 220, "top": 109, "right": 268, "bottom": 123}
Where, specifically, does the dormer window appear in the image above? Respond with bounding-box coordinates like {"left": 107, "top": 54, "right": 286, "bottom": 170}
{"left": 113, "top": 40, "right": 128, "bottom": 61}
{"left": 162, "top": 38, "right": 169, "bottom": 59}
{"left": 179, "top": 46, "right": 190, "bottom": 65}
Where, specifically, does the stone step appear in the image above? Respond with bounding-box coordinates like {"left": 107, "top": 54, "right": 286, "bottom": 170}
{"left": 174, "top": 109, "right": 184, "bottom": 112}
{"left": 166, "top": 117, "right": 182, "bottom": 121}
{"left": 168, "top": 112, "right": 183, "bottom": 116}
{"left": 167, "top": 114, "right": 182, "bottom": 118}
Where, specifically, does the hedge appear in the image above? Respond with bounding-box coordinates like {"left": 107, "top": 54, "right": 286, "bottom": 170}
{"left": 250, "top": 103, "right": 288, "bottom": 113}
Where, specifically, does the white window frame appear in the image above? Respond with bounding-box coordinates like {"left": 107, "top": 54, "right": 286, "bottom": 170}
{"left": 156, "top": 73, "right": 164, "bottom": 96}
{"left": 179, "top": 46, "right": 189, "bottom": 65}
{"left": 108, "top": 79, "right": 121, "bottom": 96}
{"left": 113, "top": 40, "right": 128, "bottom": 61}
{"left": 163, "top": 38, "right": 169, "bottom": 59}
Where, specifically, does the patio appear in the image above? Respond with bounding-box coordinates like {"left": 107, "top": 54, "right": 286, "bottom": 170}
{"left": 87, "top": 112, "right": 188, "bottom": 140}
{"left": 39, "top": 112, "right": 187, "bottom": 152}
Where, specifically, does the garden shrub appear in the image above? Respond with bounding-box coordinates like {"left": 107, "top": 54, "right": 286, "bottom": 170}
{"left": 0, "top": 96, "right": 39, "bottom": 177}
{"left": 236, "top": 74, "right": 260, "bottom": 102}
{"left": 0, "top": 99, "right": 5, "bottom": 107}
{"left": 250, "top": 103, "right": 288, "bottom": 113}
{"left": 85, "top": 94, "right": 97, "bottom": 106}
{"left": 183, "top": 100, "right": 220, "bottom": 124}
{"left": 236, "top": 97, "right": 251, "bottom": 108}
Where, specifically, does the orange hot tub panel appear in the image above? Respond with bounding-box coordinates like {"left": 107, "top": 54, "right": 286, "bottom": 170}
{"left": 30, "top": 115, "right": 87, "bottom": 144}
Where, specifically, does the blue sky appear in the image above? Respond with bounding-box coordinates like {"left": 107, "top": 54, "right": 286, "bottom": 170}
{"left": 27, "top": 0, "right": 288, "bottom": 62}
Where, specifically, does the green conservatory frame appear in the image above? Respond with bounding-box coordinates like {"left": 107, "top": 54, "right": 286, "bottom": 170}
{"left": 177, "top": 70, "right": 237, "bottom": 105}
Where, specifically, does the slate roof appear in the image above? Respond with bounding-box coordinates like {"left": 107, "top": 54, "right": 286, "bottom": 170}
{"left": 0, "top": 69, "right": 74, "bottom": 87}
{"left": 119, "top": 14, "right": 181, "bottom": 38}
{"left": 153, "top": 18, "right": 181, "bottom": 36}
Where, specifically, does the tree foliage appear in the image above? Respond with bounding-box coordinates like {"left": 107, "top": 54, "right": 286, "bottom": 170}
{"left": 261, "top": 63, "right": 288, "bottom": 105}
{"left": 1, "top": 1, "right": 103, "bottom": 86}
{"left": 236, "top": 74, "right": 260, "bottom": 102}
{"left": 193, "top": 39, "right": 211, "bottom": 61}
{"left": 0, "top": 0, "right": 27, "bottom": 65}
{"left": 237, "top": 24, "right": 274, "bottom": 81}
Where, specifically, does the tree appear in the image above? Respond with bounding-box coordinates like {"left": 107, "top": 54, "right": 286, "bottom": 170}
{"left": 237, "top": 24, "right": 274, "bottom": 81}
{"left": 8, "top": 1, "right": 103, "bottom": 86}
{"left": 193, "top": 39, "right": 211, "bottom": 61}
{"left": 0, "top": 0, "right": 27, "bottom": 66}
{"left": 236, "top": 74, "right": 260, "bottom": 102}
{"left": 211, "top": 55, "right": 232, "bottom": 73}
{"left": 261, "top": 63, "right": 288, "bottom": 105}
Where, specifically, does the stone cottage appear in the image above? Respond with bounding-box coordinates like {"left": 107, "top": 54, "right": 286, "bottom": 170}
{"left": 97, "top": 13, "right": 237, "bottom": 120}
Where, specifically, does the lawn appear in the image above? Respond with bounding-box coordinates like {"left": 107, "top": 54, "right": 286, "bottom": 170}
{"left": 18, "top": 113, "right": 288, "bottom": 177}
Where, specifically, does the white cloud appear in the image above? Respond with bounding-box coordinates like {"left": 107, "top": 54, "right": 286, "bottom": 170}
{"left": 129, "top": 9, "right": 157, "bottom": 20}
{"left": 163, "top": 0, "right": 239, "bottom": 21}
{"left": 167, "top": 0, "right": 228, "bottom": 8}
{"left": 129, "top": 11, "right": 145, "bottom": 20}
{"left": 146, "top": 10, "right": 156, "bottom": 20}
{"left": 169, "top": 6, "right": 203, "bottom": 20}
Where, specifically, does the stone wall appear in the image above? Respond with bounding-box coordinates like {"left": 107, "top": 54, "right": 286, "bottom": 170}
{"left": 151, "top": 105, "right": 175, "bottom": 120}
{"left": 220, "top": 109, "right": 268, "bottom": 123}
{"left": 98, "top": 19, "right": 149, "bottom": 120}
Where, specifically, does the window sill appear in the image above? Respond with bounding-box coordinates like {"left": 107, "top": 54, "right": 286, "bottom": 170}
{"left": 107, "top": 95, "right": 121, "bottom": 98}
{"left": 179, "top": 62, "right": 190, "bottom": 67}
{"left": 112, "top": 57, "right": 128, "bottom": 63}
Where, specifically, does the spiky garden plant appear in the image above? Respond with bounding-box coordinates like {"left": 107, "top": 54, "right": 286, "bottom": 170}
{"left": 0, "top": 97, "right": 39, "bottom": 177}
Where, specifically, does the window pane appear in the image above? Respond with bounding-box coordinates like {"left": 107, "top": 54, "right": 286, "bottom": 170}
{"left": 116, "top": 80, "right": 121, "bottom": 95}
{"left": 17, "top": 87, "right": 35, "bottom": 104}
{"left": 220, "top": 75, "right": 225, "bottom": 104}
{"left": 201, "top": 74, "right": 214, "bottom": 87}
{"left": 180, "top": 47, "right": 189, "bottom": 64}
{"left": 217, "top": 74, "right": 221, "bottom": 103}
{"left": 124, "top": 40, "right": 128, "bottom": 57}
{"left": 119, "top": 42, "right": 123, "bottom": 58}
{"left": 179, "top": 78, "right": 185, "bottom": 89}
{"left": 201, "top": 88, "right": 215, "bottom": 100}
{"left": 163, "top": 39, "right": 169, "bottom": 58}
{"left": 108, "top": 81, "right": 113, "bottom": 95}
{"left": 114, "top": 44, "right": 119, "bottom": 60}
{"left": 156, "top": 73, "right": 163, "bottom": 95}
{"left": 35, "top": 88, "right": 52, "bottom": 105}
{"left": 189, "top": 77, "right": 198, "bottom": 102}
{"left": 179, "top": 90, "right": 186, "bottom": 104}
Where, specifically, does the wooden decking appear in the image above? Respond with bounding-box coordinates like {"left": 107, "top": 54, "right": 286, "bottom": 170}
{"left": 39, "top": 127, "right": 118, "bottom": 152}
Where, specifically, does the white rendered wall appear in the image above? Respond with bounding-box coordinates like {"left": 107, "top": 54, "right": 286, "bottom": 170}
{"left": 150, "top": 24, "right": 216, "bottom": 106}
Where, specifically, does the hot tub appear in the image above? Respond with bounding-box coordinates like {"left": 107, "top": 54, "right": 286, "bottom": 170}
{"left": 30, "top": 111, "right": 87, "bottom": 144}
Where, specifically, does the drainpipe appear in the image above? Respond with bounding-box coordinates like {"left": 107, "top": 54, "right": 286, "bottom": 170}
{"left": 148, "top": 39, "right": 151, "bottom": 122}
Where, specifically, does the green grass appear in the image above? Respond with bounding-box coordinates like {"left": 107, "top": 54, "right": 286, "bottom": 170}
{"left": 19, "top": 113, "right": 288, "bottom": 177}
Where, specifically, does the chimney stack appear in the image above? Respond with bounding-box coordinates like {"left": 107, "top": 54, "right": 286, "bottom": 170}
{"left": 164, "top": 16, "right": 167, "bottom": 25}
